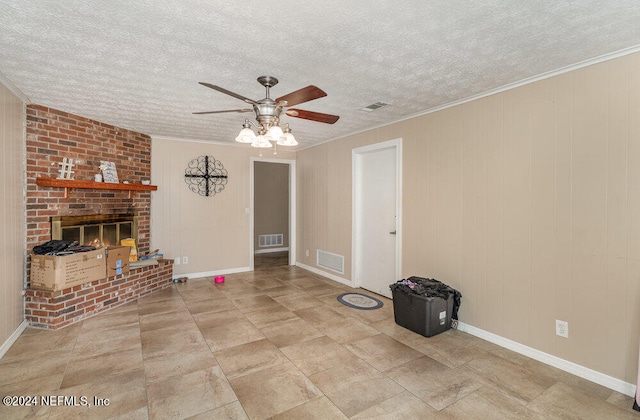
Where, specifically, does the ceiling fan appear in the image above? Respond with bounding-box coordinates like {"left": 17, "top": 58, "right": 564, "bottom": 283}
{"left": 193, "top": 76, "right": 339, "bottom": 148}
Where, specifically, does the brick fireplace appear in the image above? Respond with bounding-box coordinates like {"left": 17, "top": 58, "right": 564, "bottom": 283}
{"left": 24, "top": 105, "right": 173, "bottom": 329}
{"left": 51, "top": 213, "right": 139, "bottom": 247}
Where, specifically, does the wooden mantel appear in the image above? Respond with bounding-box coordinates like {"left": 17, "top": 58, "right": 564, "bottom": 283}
{"left": 36, "top": 177, "right": 158, "bottom": 198}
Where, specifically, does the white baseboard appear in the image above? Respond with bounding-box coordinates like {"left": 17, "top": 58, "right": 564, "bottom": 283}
{"left": 293, "top": 263, "right": 636, "bottom": 397}
{"left": 295, "top": 262, "right": 354, "bottom": 288}
{"left": 457, "top": 322, "right": 637, "bottom": 397}
{"left": 178, "top": 266, "right": 251, "bottom": 280}
{"left": 0, "top": 320, "right": 28, "bottom": 360}
{"left": 254, "top": 247, "right": 289, "bottom": 255}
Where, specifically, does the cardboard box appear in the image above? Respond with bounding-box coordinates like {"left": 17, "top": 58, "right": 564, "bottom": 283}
{"left": 31, "top": 248, "right": 106, "bottom": 291}
{"left": 106, "top": 246, "right": 131, "bottom": 277}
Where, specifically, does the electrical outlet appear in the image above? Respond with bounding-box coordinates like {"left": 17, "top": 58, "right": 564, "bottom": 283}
{"left": 556, "top": 320, "right": 568, "bottom": 338}
{"left": 174, "top": 257, "right": 180, "bottom": 265}
{"left": 182, "top": 256, "right": 188, "bottom": 264}
{"left": 306, "top": 249, "right": 309, "bottom": 257}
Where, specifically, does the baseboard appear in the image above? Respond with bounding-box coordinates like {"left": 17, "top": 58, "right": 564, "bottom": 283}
{"left": 178, "top": 266, "right": 251, "bottom": 280}
{"left": 295, "top": 262, "right": 354, "bottom": 288}
{"left": 254, "top": 247, "right": 289, "bottom": 255}
{"left": 291, "top": 264, "right": 636, "bottom": 397}
{"left": 457, "top": 322, "right": 636, "bottom": 397}
{"left": 0, "top": 320, "right": 28, "bottom": 360}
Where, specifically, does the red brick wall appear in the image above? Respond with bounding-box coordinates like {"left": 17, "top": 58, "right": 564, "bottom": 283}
{"left": 24, "top": 105, "right": 174, "bottom": 329}
{"left": 26, "top": 105, "right": 152, "bottom": 255}
{"left": 25, "top": 260, "right": 174, "bottom": 329}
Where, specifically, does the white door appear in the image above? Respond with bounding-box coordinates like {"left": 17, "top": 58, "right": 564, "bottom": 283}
{"left": 353, "top": 140, "right": 401, "bottom": 298}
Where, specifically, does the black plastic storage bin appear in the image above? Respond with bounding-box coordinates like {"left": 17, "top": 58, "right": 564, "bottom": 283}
{"left": 390, "top": 276, "right": 461, "bottom": 338}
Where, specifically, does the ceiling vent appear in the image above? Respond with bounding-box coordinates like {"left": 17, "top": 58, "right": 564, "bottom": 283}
{"left": 360, "top": 102, "right": 389, "bottom": 112}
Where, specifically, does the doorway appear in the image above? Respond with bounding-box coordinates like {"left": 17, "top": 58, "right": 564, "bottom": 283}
{"left": 352, "top": 139, "right": 402, "bottom": 298}
{"left": 250, "top": 158, "right": 296, "bottom": 270}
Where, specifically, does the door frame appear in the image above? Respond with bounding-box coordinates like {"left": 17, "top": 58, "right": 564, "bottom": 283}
{"left": 249, "top": 157, "right": 296, "bottom": 270}
{"left": 351, "top": 138, "right": 403, "bottom": 290}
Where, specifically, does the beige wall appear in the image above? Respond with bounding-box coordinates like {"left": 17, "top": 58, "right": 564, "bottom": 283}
{"left": 254, "top": 161, "right": 289, "bottom": 250}
{"left": 297, "top": 136, "right": 366, "bottom": 276}
{"left": 296, "top": 52, "right": 640, "bottom": 383}
{"left": 0, "top": 79, "right": 26, "bottom": 349}
{"left": 151, "top": 138, "right": 294, "bottom": 276}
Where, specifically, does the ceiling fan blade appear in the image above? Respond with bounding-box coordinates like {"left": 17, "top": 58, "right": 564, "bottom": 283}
{"left": 198, "top": 82, "right": 258, "bottom": 105}
{"left": 286, "top": 109, "right": 340, "bottom": 124}
{"left": 192, "top": 109, "right": 253, "bottom": 115}
{"left": 276, "top": 86, "right": 327, "bottom": 107}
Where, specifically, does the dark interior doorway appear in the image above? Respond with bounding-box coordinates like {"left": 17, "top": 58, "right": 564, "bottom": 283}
{"left": 253, "top": 161, "right": 290, "bottom": 270}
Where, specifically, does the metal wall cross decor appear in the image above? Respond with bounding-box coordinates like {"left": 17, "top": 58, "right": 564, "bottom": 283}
{"left": 184, "top": 156, "right": 228, "bottom": 197}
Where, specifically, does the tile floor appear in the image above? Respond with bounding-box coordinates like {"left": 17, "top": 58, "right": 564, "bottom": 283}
{"left": 1, "top": 264, "right": 638, "bottom": 419}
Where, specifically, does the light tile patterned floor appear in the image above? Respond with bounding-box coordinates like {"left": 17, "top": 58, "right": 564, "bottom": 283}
{"left": 0, "top": 262, "right": 637, "bottom": 419}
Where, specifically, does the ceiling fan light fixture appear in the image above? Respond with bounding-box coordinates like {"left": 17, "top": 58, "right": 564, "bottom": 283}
{"left": 277, "top": 124, "right": 298, "bottom": 146}
{"left": 266, "top": 124, "right": 284, "bottom": 142}
{"left": 196, "top": 76, "right": 339, "bottom": 149}
{"left": 235, "top": 127, "right": 256, "bottom": 143}
{"left": 235, "top": 119, "right": 257, "bottom": 143}
{"left": 251, "top": 131, "right": 272, "bottom": 148}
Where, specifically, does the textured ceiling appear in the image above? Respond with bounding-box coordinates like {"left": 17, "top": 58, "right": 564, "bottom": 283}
{"left": 1, "top": 1, "right": 640, "bottom": 149}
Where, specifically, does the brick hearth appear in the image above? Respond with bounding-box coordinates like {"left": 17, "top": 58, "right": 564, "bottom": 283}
{"left": 25, "top": 105, "right": 173, "bottom": 329}
{"left": 25, "top": 261, "right": 173, "bottom": 329}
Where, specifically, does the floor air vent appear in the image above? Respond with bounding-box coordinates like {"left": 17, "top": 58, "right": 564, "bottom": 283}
{"left": 259, "top": 234, "right": 284, "bottom": 247}
{"left": 317, "top": 250, "right": 344, "bottom": 274}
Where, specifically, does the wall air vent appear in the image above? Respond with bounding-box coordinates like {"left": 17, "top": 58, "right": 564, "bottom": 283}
{"left": 259, "top": 234, "right": 284, "bottom": 247}
{"left": 317, "top": 250, "right": 344, "bottom": 274}
{"left": 360, "top": 101, "right": 390, "bottom": 112}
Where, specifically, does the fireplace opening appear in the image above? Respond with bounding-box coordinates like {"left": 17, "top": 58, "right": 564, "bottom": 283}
{"left": 51, "top": 214, "right": 138, "bottom": 247}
